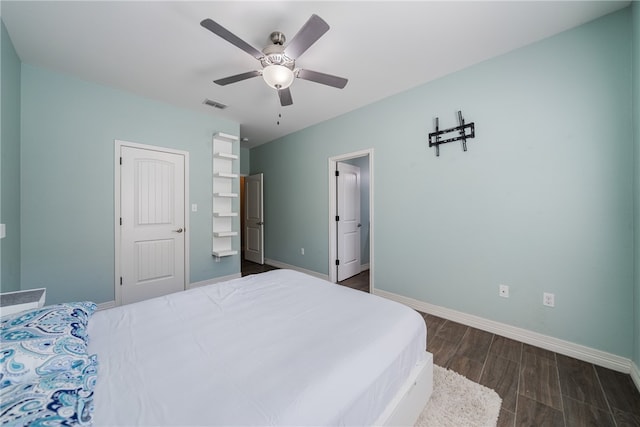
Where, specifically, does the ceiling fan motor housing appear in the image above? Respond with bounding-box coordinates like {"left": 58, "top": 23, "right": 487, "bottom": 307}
{"left": 261, "top": 43, "right": 295, "bottom": 70}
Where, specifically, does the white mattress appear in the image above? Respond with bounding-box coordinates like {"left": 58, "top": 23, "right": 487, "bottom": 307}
{"left": 87, "top": 269, "right": 427, "bottom": 426}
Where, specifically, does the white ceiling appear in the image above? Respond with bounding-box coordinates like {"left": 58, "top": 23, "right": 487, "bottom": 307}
{"left": 1, "top": 1, "right": 629, "bottom": 148}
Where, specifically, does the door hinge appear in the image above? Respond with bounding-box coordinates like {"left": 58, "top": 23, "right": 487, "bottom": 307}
{"left": 120, "top": 157, "right": 122, "bottom": 165}
{"left": 335, "top": 170, "right": 339, "bottom": 177}
{"left": 120, "top": 217, "right": 122, "bottom": 226}
{"left": 335, "top": 259, "right": 340, "bottom": 266}
{"left": 120, "top": 277, "right": 123, "bottom": 286}
{"left": 335, "top": 215, "right": 339, "bottom": 222}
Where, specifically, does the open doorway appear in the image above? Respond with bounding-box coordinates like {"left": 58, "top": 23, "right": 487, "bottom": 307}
{"left": 240, "top": 174, "right": 274, "bottom": 276}
{"left": 328, "top": 149, "right": 374, "bottom": 293}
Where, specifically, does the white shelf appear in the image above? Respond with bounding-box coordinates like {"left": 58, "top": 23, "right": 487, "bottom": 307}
{"left": 215, "top": 172, "right": 239, "bottom": 179}
{"left": 213, "top": 231, "right": 238, "bottom": 237}
{"left": 213, "top": 212, "right": 238, "bottom": 217}
{"left": 212, "top": 250, "right": 238, "bottom": 257}
{"left": 213, "top": 132, "right": 239, "bottom": 144}
{"left": 213, "top": 192, "right": 238, "bottom": 198}
{"left": 214, "top": 152, "right": 239, "bottom": 160}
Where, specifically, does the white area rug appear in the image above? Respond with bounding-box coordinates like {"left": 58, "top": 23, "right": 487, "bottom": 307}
{"left": 415, "top": 365, "right": 502, "bottom": 427}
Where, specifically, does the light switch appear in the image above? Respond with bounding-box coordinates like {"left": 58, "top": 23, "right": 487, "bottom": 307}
{"left": 0, "top": 224, "right": 5, "bottom": 239}
{"left": 191, "top": 204, "right": 198, "bottom": 212}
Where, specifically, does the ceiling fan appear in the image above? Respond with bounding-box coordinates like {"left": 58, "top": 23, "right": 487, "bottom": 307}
{"left": 200, "top": 14, "right": 348, "bottom": 107}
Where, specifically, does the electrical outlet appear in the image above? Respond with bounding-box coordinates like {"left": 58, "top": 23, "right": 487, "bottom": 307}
{"left": 301, "top": 248, "right": 305, "bottom": 255}
{"left": 543, "top": 292, "right": 555, "bottom": 307}
{"left": 499, "top": 284, "right": 509, "bottom": 298}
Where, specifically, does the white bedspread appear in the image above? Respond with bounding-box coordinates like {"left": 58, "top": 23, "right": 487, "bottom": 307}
{"left": 88, "top": 270, "right": 427, "bottom": 426}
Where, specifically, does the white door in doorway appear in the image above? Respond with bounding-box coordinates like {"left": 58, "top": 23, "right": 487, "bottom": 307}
{"left": 337, "top": 162, "right": 361, "bottom": 281}
{"left": 120, "top": 146, "right": 186, "bottom": 305}
{"left": 244, "top": 173, "right": 264, "bottom": 264}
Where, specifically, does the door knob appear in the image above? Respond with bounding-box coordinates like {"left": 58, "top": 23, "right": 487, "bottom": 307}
{"left": 257, "top": 222, "right": 264, "bottom": 226}
{"left": 173, "top": 228, "right": 184, "bottom": 233}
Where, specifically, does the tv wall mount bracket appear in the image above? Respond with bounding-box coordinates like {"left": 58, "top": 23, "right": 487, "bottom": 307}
{"left": 428, "top": 110, "right": 476, "bottom": 157}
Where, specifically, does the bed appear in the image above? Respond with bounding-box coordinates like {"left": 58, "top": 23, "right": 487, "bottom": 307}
{"left": 1, "top": 269, "right": 433, "bottom": 426}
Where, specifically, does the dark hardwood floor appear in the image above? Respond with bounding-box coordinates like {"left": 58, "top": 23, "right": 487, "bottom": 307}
{"left": 425, "top": 314, "right": 640, "bottom": 427}
{"left": 241, "top": 258, "right": 278, "bottom": 276}
{"left": 242, "top": 260, "right": 640, "bottom": 427}
{"left": 337, "top": 269, "right": 370, "bottom": 292}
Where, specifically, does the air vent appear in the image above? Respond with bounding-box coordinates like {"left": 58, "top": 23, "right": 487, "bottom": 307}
{"left": 203, "top": 99, "right": 228, "bottom": 109}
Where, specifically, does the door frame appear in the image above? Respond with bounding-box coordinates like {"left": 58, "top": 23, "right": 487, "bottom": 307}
{"left": 328, "top": 149, "right": 374, "bottom": 292}
{"left": 114, "top": 140, "right": 190, "bottom": 306}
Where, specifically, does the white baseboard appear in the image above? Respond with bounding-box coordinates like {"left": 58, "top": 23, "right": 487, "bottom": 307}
{"left": 264, "top": 258, "right": 329, "bottom": 281}
{"left": 188, "top": 273, "right": 242, "bottom": 290}
{"left": 260, "top": 259, "right": 365, "bottom": 281}
{"left": 96, "top": 301, "right": 116, "bottom": 311}
{"left": 374, "top": 289, "right": 633, "bottom": 375}
{"left": 631, "top": 361, "right": 640, "bottom": 391}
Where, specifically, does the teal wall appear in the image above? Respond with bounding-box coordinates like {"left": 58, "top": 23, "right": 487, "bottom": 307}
{"left": 240, "top": 146, "right": 250, "bottom": 176}
{"left": 20, "top": 65, "right": 240, "bottom": 304}
{"left": 252, "top": 9, "right": 634, "bottom": 357}
{"left": 632, "top": 1, "right": 640, "bottom": 372}
{"left": 0, "top": 19, "right": 21, "bottom": 293}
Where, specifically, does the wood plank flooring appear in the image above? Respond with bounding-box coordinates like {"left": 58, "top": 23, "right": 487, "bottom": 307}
{"left": 241, "top": 259, "right": 278, "bottom": 276}
{"left": 242, "top": 261, "right": 640, "bottom": 427}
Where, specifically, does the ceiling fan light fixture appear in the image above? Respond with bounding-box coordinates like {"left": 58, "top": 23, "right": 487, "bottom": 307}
{"left": 262, "top": 65, "right": 295, "bottom": 90}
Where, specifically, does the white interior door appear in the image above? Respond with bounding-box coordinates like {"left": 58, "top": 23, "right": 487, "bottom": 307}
{"left": 120, "top": 146, "right": 186, "bottom": 305}
{"left": 337, "top": 162, "right": 361, "bottom": 281}
{"left": 244, "top": 173, "right": 264, "bottom": 264}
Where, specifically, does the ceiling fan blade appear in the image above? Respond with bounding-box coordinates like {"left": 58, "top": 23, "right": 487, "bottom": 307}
{"left": 201, "top": 19, "right": 264, "bottom": 60}
{"left": 297, "top": 69, "right": 348, "bottom": 89}
{"left": 214, "top": 70, "right": 261, "bottom": 86}
{"left": 278, "top": 87, "right": 293, "bottom": 106}
{"left": 284, "top": 14, "right": 329, "bottom": 59}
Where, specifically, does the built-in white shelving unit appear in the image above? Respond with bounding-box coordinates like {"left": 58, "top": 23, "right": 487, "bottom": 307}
{"left": 212, "top": 132, "right": 239, "bottom": 258}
